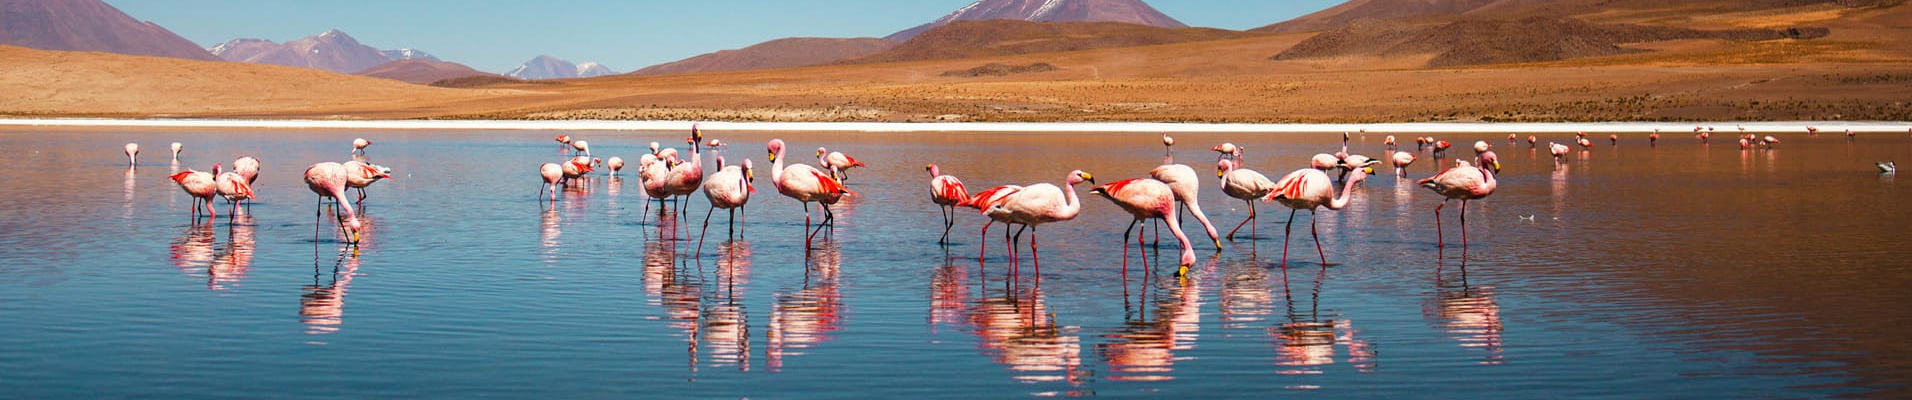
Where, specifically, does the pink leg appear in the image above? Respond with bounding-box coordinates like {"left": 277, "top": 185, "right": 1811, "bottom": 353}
{"left": 1281, "top": 208, "right": 1297, "bottom": 268}
{"left": 1227, "top": 200, "right": 1255, "bottom": 241}
{"left": 978, "top": 220, "right": 992, "bottom": 260}
{"left": 1121, "top": 218, "right": 1138, "bottom": 277}
{"left": 1030, "top": 227, "right": 1040, "bottom": 274}
{"left": 1312, "top": 212, "right": 1326, "bottom": 264}
{"left": 1435, "top": 202, "right": 1447, "bottom": 248}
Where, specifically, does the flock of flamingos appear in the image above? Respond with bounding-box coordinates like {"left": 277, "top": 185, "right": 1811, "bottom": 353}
{"left": 125, "top": 124, "right": 1904, "bottom": 278}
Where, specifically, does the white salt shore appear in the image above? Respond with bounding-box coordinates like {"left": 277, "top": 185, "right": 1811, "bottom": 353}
{"left": 0, "top": 118, "right": 1906, "bottom": 134}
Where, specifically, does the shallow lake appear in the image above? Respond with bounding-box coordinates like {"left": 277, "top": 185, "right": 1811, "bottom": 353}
{"left": 2, "top": 126, "right": 1908, "bottom": 398}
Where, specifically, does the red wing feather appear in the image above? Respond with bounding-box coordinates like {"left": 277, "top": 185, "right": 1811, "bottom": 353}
{"left": 809, "top": 170, "right": 851, "bottom": 195}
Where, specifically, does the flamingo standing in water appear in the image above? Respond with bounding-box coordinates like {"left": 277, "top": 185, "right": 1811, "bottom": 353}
{"left": 352, "top": 138, "right": 372, "bottom": 155}
{"left": 1217, "top": 158, "right": 1276, "bottom": 241}
{"left": 1527, "top": 135, "right": 1538, "bottom": 148}
{"left": 963, "top": 184, "right": 1023, "bottom": 259}
{"left": 1151, "top": 163, "right": 1222, "bottom": 250}
{"left": 699, "top": 157, "right": 755, "bottom": 253}
{"left": 555, "top": 135, "right": 572, "bottom": 146}
{"left": 1384, "top": 135, "right": 1397, "bottom": 150}
{"left": 1266, "top": 165, "right": 1372, "bottom": 267}
{"left": 1609, "top": 134, "right": 1619, "bottom": 146}
{"left": 538, "top": 162, "right": 563, "bottom": 202}
{"left": 1392, "top": 151, "right": 1417, "bottom": 177}
{"left": 124, "top": 143, "right": 139, "bottom": 166}
{"left": 170, "top": 165, "right": 217, "bottom": 220}
{"left": 561, "top": 156, "right": 595, "bottom": 185}
{"left": 606, "top": 156, "right": 625, "bottom": 177}
{"left": 1650, "top": 130, "right": 1660, "bottom": 146}
{"left": 638, "top": 153, "right": 672, "bottom": 215}
{"left": 1421, "top": 160, "right": 1498, "bottom": 248}
{"left": 768, "top": 139, "right": 853, "bottom": 244}
{"left": 170, "top": 142, "right": 183, "bottom": 162}
{"left": 816, "top": 147, "right": 867, "bottom": 182}
{"left": 214, "top": 165, "right": 254, "bottom": 219}
{"left": 1212, "top": 142, "right": 1243, "bottom": 161}
{"left": 1549, "top": 142, "right": 1570, "bottom": 162}
{"left": 665, "top": 135, "right": 707, "bottom": 216}
{"left": 987, "top": 170, "right": 1092, "bottom": 272}
{"left": 342, "top": 161, "right": 393, "bottom": 206}
{"left": 233, "top": 156, "right": 260, "bottom": 185}
{"left": 304, "top": 162, "right": 362, "bottom": 243}
{"left": 572, "top": 140, "right": 591, "bottom": 158}
{"left": 1091, "top": 177, "right": 1195, "bottom": 276}
{"left": 1161, "top": 134, "right": 1175, "bottom": 157}
{"left": 926, "top": 164, "right": 971, "bottom": 244}
{"left": 1310, "top": 153, "right": 1341, "bottom": 171}
{"left": 1847, "top": 129, "right": 1857, "bottom": 140}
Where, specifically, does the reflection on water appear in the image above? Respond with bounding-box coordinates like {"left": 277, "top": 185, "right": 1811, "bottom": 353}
{"left": 642, "top": 235, "right": 702, "bottom": 371}
{"left": 969, "top": 275, "right": 1086, "bottom": 384}
{"left": 208, "top": 216, "right": 256, "bottom": 290}
{"left": 768, "top": 243, "right": 844, "bottom": 372}
{"left": 169, "top": 224, "right": 216, "bottom": 275}
{"left": 1099, "top": 273, "right": 1202, "bottom": 382}
{"left": 1427, "top": 260, "right": 1505, "bottom": 365}
{"left": 1218, "top": 254, "right": 1275, "bottom": 329}
{"left": 702, "top": 240, "right": 753, "bottom": 371}
{"left": 1273, "top": 266, "right": 1377, "bottom": 376}
{"left": 302, "top": 245, "right": 361, "bottom": 337}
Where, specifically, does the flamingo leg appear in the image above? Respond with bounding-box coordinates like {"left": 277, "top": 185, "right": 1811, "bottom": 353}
{"left": 1435, "top": 201, "right": 1447, "bottom": 248}
{"left": 939, "top": 205, "right": 952, "bottom": 244}
{"left": 803, "top": 202, "right": 815, "bottom": 247}
{"left": 697, "top": 205, "right": 714, "bottom": 255}
{"left": 1460, "top": 199, "right": 1470, "bottom": 248}
{"left": 1122, "top": 218, "right": 1138, "bottom": 277}
{"left": 1281, "top": 208, "right": 1297, "bottom": 268}
{"left": 979, "top": 220, "right": 993, "bottom": 260}
{"left": 728, "top": 208, "right": 736, "bottom": 239}
{"left": 1029, "top": 226, "right": 1040, "bottom": 274}
{"left": 1227, "top": 200, "right": 1255, "bottom": 241}
{"left": 1312, "top": 211, "right": 1326, "bottom": 265}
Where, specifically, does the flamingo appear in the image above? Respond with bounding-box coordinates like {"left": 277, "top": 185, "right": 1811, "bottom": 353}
{"left": 1212, "top": 142, "right": 1243, "bottom": 161}
{"left": 342, "top": 161, "right": 393, "bottom": 206}
{"left": 664, "top": 136, "right": 706, "bottom": 209}
{"left": 1478, "top": 151, "right": 1501, "bottom": 174}
{"left": 1609, "top": 134, "right": 1619, "bottom": 146}
{"left": 305, "top": 162, "right": 362, "bottom": 244}
{"left": 538, "top": 162, "right": 563, "bottom": 202}
{"left": 1091, "top": 177, "right": 1195, "bottom": 276}
{"left": 1650, "top": 130, "right": 1660, "bottom": 146}
{"left": 1162, "top": 134, "right": 1175, "bottom": 157}
{"left": 1847, "top": 129, "right": 1856, "bottom": 140}
{"left": 1310, "top": 154, "right": 1341, "bottom": 171}
{"left": 1151, "top": 163, "right": 1222, "bottom": 249}
{"left": 1217, "top": 158, "right": 1276, "bottom": 241}
{"left": 1384, "top": 135, "right": 1397, "bottom": 150}
{"left": 1576, "top": 135, "right": 1594, "bottom": 150}
{"left": 1265, "top": 165, "right": 1372, "bottom": 267}
{"left": 1507, "top": 133, "right": 1518, "bottom": 143}
{"left": 233, "top": 156, "right": 260, "bottom": 185}
{"left": 768, "top": 139, "right": 853, "bottom": 243}
{"left": 1391, "top": 151, "right": 1417, "bottom": 176}
{"left": 1527, "top": 135, "right": 1537, "bottom": 148}
{"left": 699, "top": 156, "right": 755, "bottom": 252}
{"left": 561, "top": 155, "right": 595, "bottom": 185}
{"left": 638, "top": 153, "right": 671, "bottom": 213}
{"left": 1878, "top": 162, "right": 1897, "bottom": 174}
{"left": 1339, "top": 154, "right": 1380, "bottom": 183}
{"left": 963, "top": 184, "right": 1024, "bottom": 259}
{"left": 1416, "top": 136, "right": 1430, "bottom": 151}
{"left": 926, "top": 164, "right": 971, "bottom": 244}
{"left": 170, "top": 142, "right": 182, "bottom": 162}
{"left": 1549, "top": 142, "right": 1570, "bottom": 161}
{"left": 1807, "top": 126, "right": 1819, "bottom": 136}
{"left": 1421, "top": 160, "right": 1498, "bottom": 248}
{"left": 214, "top": 165, "right": 254, "bottom": 219}
{"left": 986, "top": 170, "right": 1092, "bottom": 272}
{"left": 124, "top": 143, "right": 139, "bottom": 166}
{"left": 606, "top": 156, "right": 625, "bottom": 177}
{"left": 816, "top": 147, "right": 867, "bottom": 181}
{"left": 1761, "top": 136, "right": 1781, "bottom": 148}
{"left": 1434, "top": 141, "right": 1452, "bottom": 158}
{"left": 170, "top": 165, "right": 217, "bottom": 220}
{"left": 555, "top": 135, "right": 572, "bottom": 145}
{"left": 572, "top": 140, "right": 591, "bottom": 157}
{"left": 1739, "top": 138, "right": 1752, "bottom": 149}
{"left": 352, "top": 138, "right": 371, "bottom": 155}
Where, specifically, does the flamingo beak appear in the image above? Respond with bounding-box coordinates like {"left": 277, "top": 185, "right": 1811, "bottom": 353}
{"left": 1363, "top": 167, "right": 1375, "bottom": 175}
{"left": 768, "top": 152, "right": 777, "bottom": 162}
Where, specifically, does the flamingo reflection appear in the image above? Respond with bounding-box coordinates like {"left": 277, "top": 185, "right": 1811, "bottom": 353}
{"left": 1099, "top": 272, "right": 1202, "bottom": 382}
{"left": 641, "top": 234, "right": 703, "bottom": 371}
{"left": 1218, "top": 253, "right": 1275, "bottom": 329}
{"left": 302, "top": 245, "right": 362, "bottom": 336}
{"left": 768, "top": 243, "right": 845, "bottom": 372}
{"left": 208, "top": 214, "right": 256, "bottom": 290}
{"left": 1272, "top": 265, "right": 1377, "bottom": 374}
{"left": 967, "top": 277, "right": 1085, "bottom": 384}
{"left": 701, "top": 240, "right": 754, "bottom": 371}
{"left": 1426, "top": 259, "right": 1504, "bottom": 365}
{"left": 169, "top": 223, "right": 216, "bottom": 274}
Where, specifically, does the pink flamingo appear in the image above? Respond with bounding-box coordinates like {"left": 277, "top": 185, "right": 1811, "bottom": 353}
{"left": 1384, "top": 135, "right": 1397, "bottom": 150}
{"left": 1420, "top": 160, "right": 1498, "bottom": 248}
{"left": 1392, "top": 151, "right": 1417, "bottom": 176}
{"left": 1091, "top": 177, "right": 1195, "bottom": 276}
{"left": 170, "top": 165, "right": 217, "bottom": 220}
{"left": 123, "top": 143, "right": 139, "bottom": 166}
{"left": 1212, "top": 142, "right": 1243, "bottom": 161}
{"left": 638, "top": 153, "right": 671, "bottom": 214}
{"left": 606, "top": 156, "right": 625, "bottom": 177}
{"left": 1650, "top": 130, "right": 1660, "bottom": 146}
{"left": 1265, "top": 165, "right": 1371, "bottom": 267}
{"left": 1161, "top": 134, "right": 1175, "bottom": 157}
{"left": 342, "top": 161, "right": 393, "bottom": 206}
{"left": 214, "top": 165, "right": 254, "bottom": 219}
{"left": 699, "top": 156, "right": 755, "bottom": 253}
{"left": 1310, "top": 154, "right": 1341, "bottom": 171}
{"left": 538, "top": 162, "right": 563, "bottom": 202}
{"left": 665, "top": 136, "right": 706, "bottom": 210}
{"left": 1527, "top": 135, "right": 1537, "bottom": 148}
{"left": 1151, "top": 163, "right": 1222, "bottom": 249}
{"left": 352, "top": 138, "right": 371, "bottom": 155}
{"left": 768, "top": 139, "right": 853, "bottom": 243}
{"left": 1609, "top": 134, "right": 1619, "bottom": 146}
{"left": 926, "top": 164, "right": 971, "bottom": 244}
{"left": 233, "top": 156, "right": 260, "bottom": 184}
{"left": 555, "top": 135, "right": 572, "bottom": 145}
{"left": 963, "top": 184, "right": 1023, "bottom": 259}
{"left": 1847, "top": 129, "right": 1856, "bottom": 140}
{"left": 1339, "top": 154, "right": 1379, "bottom": 182}
{"left": 1549, "top": 142, "right": 1570, "bottom": 161}
{"left": 571, "top": 140, "right": 591, "bottom": 158}
{"left": 1507, "top": 133, "right": 1517, "bottom": 143}
{"left": 1761, "top": 136, "right": 1781, "bottom": 148}
{"left": 986, "top": 170, "right": 1092, "bottom": 272}
{"left": 170, "top": 142, "right": 182, "bottom": 162}
{"left": 1433, "top": 141, "right": 1452, "bottom": 158}
{"left": 561, "top": 155, "right": 595, "bottom": 185}
{"left": 1576, "top": 136, "right": 1594, "bottom": 150}
{"left": 1217, "top": 158, "right": 1276, "bottom": 241}
{"left": 304, "top": 162, "right": 362, "bottom": 243}
{"left": 816, "top": 147, "right": 867, "bottom": 181}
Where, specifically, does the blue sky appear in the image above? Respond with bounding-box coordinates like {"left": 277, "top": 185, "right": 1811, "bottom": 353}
{"left": 109, "top": 0, "right": 1342, "bottom": 73}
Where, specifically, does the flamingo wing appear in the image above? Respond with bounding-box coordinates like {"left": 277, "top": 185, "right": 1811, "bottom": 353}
{"left": 808, "top": 169, "right": 853, "bottom": 196}
{"left": 1267, "top": 170, "right": 1310, "bottom": 201}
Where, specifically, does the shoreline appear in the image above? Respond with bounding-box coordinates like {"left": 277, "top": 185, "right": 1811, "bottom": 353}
{"left": 0, "top": 118, "right": 1907, "bottom": 134}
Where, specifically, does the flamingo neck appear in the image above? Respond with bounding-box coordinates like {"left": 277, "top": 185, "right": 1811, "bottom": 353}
{"left": 1058, "top": 180, "right": 1082, "bottom": 221}
{"left": 1328, "top": 173, "right": 1364, "bottom": 210}
{"left": 770, "top": 147, "right": 786, "bottom": 186}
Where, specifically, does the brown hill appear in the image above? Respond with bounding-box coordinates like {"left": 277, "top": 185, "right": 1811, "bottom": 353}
{"left": 1257, "top": 0, "right": 1903, "bottom": 32}
{"left": 223, "top": 30, "right": 393, "bottom": 74}
{"left": 0, "top": 0, "right": 216, "bottom": 60}
{"left": 888, "top": 0, "right": 1186, "bottom": 41}
{"left": 356, "top": 59, "right": 499, "bottom": 84}
{"left": 634, "top": 37, "right": 896, "bottom": 75}
{"left": 850, "top": 20, "right": 1256, "bottom": 65}
{"left": 1273, "top": 17, "right": 1830, "bottom": 67}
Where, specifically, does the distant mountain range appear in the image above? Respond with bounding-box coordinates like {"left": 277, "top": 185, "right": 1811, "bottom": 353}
{"left": 209, "top": 30, "right": 437, "bottom": 74}
{"left": 354, "top": 59, "right": 501, "bottom": 84}
{"left": 0, "top": 0, "right": 217, "bottom": 60}
{"left": 632, "top": 37, "right": 897, "bottom": 75}
{"left": 887, "top": 0, "right": 1186, "bottom": 41}
{"left": 505, "top": 55, "right": 616, "bottom": 80}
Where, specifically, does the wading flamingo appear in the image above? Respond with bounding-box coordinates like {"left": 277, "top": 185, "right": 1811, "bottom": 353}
{"left": 538, "top": 162, "right": 563, "bottom": 202}
{"left": 555, "top": 135, "right": 572, "bottom": 145}
{"left": 1549, "top": 142, "right": 1570, "bottom": 161}
{"left": 170, "top": 142, "right": 182, "bottom": 162}
{"left": 233, "top": 156, "right": 260, "bottom": 184}
{"left": 124, "top": 143, "right": 138, "bottom": 166}
{"left": 639, "top": 153, "right": 672, "bottom": 216}
{"left": 352, "top": 138, "right": 371, "bottom": 155}
{"left": 665, "top": 135, "right": 707, "bottom": 208}
{"left": 1161, "top": 134, "right": 1174, "bottom": 158}
{"left": 1527, "top": 135, "right": 1537, "bottom": 148}
{"left": 214, "top": 165, "right": 254, "bottom": 219}
{"left": 572, "top": 140, "right": 591, "bottom": 157}
{"left": 305, "top": 162, "right": 362, "bottom": 243}
{"left": 342, "top": 161, "right": 393, "bottom": 206}
{"left": 1212, "top": 142, "right": 1243, "bottom": 161}
{"left": 987, "top": 170, "right": 1092, "bottom": 272}
{"left": 1217, "top": 158, "right": 1276, "bottom": 241}
{"left": 699, "top": 157, "right": 755, "bottom": 253}
{"left": 1266, "top": 165, "right": 1371, "bottom": 267}
{"left": 1385, "top": 135, "right": 1397, "bottom": 150}
{"left": 963, "top": 184, "right": 1023, "bottom": 259}
{"left": 561, "top": 155, "right": 595, "bottom": 185}
{"left": 1650, "top": 130, "right": 1660, "bottom": 146}
{"left": 816, "top": 147, "right": 867, "bottom": 181}
{"left": 768, "top": 139, "right": 853, "bottom": 244}
{"left": 171, "top": 165, "right": 217, "bottom": 220}
{"left": 1609, "top": 134, "right": 1619, "bottom": 146}
{"left": 926, "top": 164, "right": 971, "bottom": 244}
{"left": 1421, "top": 160, "right": 1498, "bottom": 248}
{"left": 1091, "top": 177, "right": 1195, "bottom": 276}
{"left": 606, "top": 156, "right": 625, "bottom": 177}
{"left": 1392, "top": 151, "right": 1417, "bottom": 176}
{"left": 1151, "top": 163, "right": 1222, "bottom": 249}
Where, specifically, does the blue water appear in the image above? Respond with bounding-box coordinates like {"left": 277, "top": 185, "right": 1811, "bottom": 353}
{"left": 1, "top": 127, "right": 1908, "bottom": 398}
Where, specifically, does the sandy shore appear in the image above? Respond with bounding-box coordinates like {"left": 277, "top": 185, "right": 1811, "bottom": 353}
{"left": 0, "top": 118, "right": 1905, "bottom": 134}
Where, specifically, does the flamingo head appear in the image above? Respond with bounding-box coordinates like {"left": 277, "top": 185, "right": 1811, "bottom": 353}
{"left": 690, "top": 123, "right": 703, "bottom": 142}
{"left": 1067, "top": 170, "right": 1093, "bottom": 186}
{"left": 924, "top": 164, "right": 939, "bottom": 177}
{"left": 1473, "top": 141, "right": 1490, "bottom": 154}
{"left": 1215, "top": 159, "right": 1236, "bottom": 178}
{"left": 212, "top": 163, "right": 223, "bottom": 175}
{"left": 766, "top": 139, "right": 785, "bottom": 162}
{"left": 591, "top": 157, "right": 603, "bottom": 167}
{"left": 649, "top": 142, "right": 660, "bottom": 154}
{"left": 816, "top": 147, "right": 827, "bottom": 158}
{"left": 743, "top": 159, "right": 755, "bottom": 183}
{"left": 1479, "top": 152, "right": 1501, "bottom": 173}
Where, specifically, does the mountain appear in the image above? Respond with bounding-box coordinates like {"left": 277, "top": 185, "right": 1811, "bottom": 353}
{"left": 634, "top": 37, "right": 897, "bottom": 75}
{"left": 1255, "top": 0, "right": 1903, "bottom": 32}
{"left": 1253, "top": 0, "right": 1501, "bottom": 33}
{"left": 381, "top": 48, "right": 438, "bottom": 61}
{"left": 212, "top": 30, "right": 396, "bottom": 74}
{"left": 354, "top": 59, "right": 498, "bottom": 84}
{"left": 0, "top": 0, "right": 217, "bottom": 60}
{"left": 852, "top": 20, "right": 1253, "bottom": 65}
{"left": 887, "top": 0, "right": 1186, "bottom": 42}
{"left": 1272, "top": 17, "right": 1829, "bottom": 67}
{"left": 505, "top": 55, "right": 613, "bottom": 80}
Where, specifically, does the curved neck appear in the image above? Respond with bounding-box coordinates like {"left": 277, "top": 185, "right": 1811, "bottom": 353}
{"left": 1327, "top": 174, "right": 1362, "bottom": 210}
{"left": 770, "top": 147, "right": 786, "bottom": 185}
{"left": 1058, "top": 180, "right": 1082, "bottom": 220}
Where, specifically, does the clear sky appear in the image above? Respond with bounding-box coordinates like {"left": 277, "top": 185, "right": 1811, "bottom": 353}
{"left": 108, "top": 0, "right": 1342, "bottom": 74}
